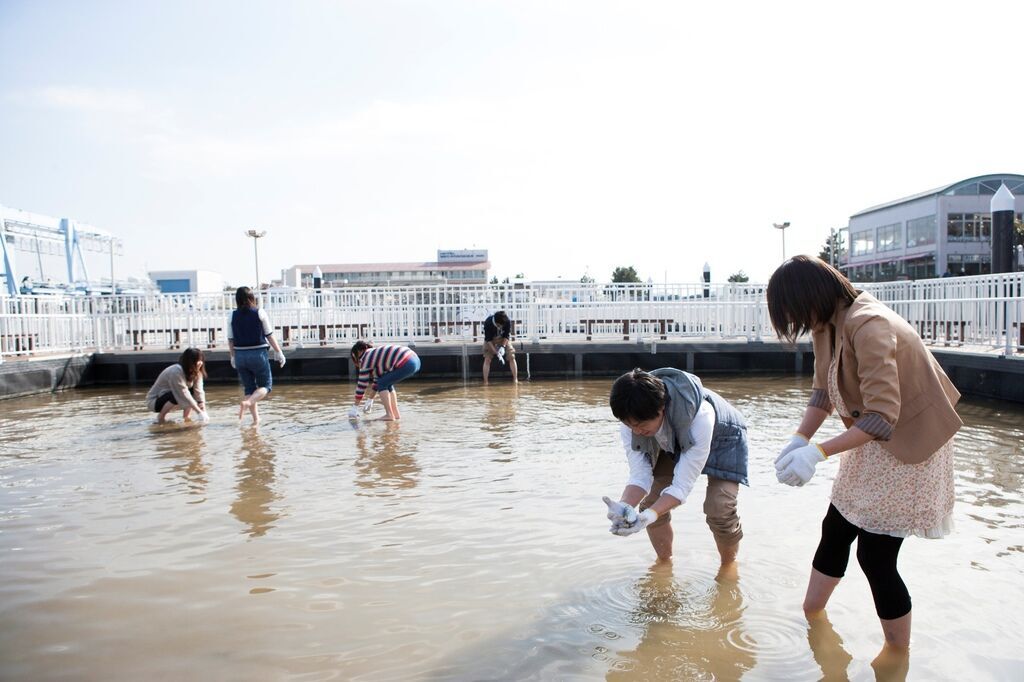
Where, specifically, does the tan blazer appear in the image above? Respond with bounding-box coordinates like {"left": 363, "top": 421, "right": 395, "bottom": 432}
{"left": 809, "top": 292, "right": 962, "bottom": 464}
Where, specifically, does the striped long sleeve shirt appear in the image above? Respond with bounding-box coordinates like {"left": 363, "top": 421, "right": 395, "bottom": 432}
{"left": 355, "top": 344, "right": 416, "bottom": 401}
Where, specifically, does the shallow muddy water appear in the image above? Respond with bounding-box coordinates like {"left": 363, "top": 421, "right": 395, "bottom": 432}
{"left": 1, "top": 376, "right": 1021, "bottom": 680}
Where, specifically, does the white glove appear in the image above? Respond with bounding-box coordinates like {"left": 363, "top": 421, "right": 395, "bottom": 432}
{"left": 197, "top": 410, "right": 210, "bottom": 424}
{"left": 230, "top": 355, "right": 236, "bottom": 369}
{"left": 497, "top": 346, "right": 506, "bottom": 365}
{"left": 602, "top": 496, "right": 639, "bottom": 527}
{"left": 776, "top": 443, "right": 827, "bottom": 486}
{"left": 274, "top": 350, "right": 286, "bottom": 367}
{"left": 347, "top": 406, "right": 360, "bottom": 419}
{"left": 612, "top": 508, "right": 658, "bottom": 536}
{"left": 775, "top": 433, "right": 809, "bottom": 468}
{"left": 363, "top": 398, "right": 375, "bottom": 414}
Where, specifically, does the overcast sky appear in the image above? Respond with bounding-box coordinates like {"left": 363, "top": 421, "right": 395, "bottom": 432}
{"left": 2, "top": 0, "right": 1022, "bottom": 286}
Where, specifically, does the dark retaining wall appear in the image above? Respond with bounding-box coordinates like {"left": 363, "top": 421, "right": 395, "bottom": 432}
{"left": 3, "top": 341, "right": 1022, "bottom": 403}
{"left": 0, "top": 355, "right": 94, "bottom": 400}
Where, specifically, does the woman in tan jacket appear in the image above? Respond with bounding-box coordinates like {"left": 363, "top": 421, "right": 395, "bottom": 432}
{"left": 766, "top": 256, "right": 960, "bottom": 653}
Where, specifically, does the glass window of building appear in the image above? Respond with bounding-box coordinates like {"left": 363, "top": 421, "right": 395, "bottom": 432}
{"left": 947, "top": 213, "right": 992, "bottom": 241}
{"left": 905, "top": 255, "right": 936, "bottom": 279}
{"left": 852, "top": 229, "right": 875, "bottom": 256}
{"left": 906, "top": 215, "right": 936, "bottom": 247}
{"left": 876, "top": 223, "right": 902, "bottom": 252}
{"left": 877, "top": 260, "right": 901, "bottom": 279}
{"left": 947, "top": 253, "right": 992, "bottom": 276}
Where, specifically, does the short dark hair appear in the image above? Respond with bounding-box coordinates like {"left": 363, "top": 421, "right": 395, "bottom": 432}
{"left": 609, "top": 369, "right": 666, "bottom": 422}
{"left": 351, "top": 340, "right": 373, "bottom": 363}
{"left": 766, "top": 255, "right": 859, "bottom": 343}
{"left": 493, "top": 310, "right": 509, "bottom": 326}
{"left": 235, "top": 286, "right": 257, "bottom": 309}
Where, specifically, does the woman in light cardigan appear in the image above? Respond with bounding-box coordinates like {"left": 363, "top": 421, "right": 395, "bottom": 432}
{"left": 146, "top": 347, "right": 209, "bottom": 424}
{"left": 767, "top": 255, "right": 960, "bottom": 654}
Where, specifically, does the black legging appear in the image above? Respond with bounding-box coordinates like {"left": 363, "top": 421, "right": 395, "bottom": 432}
{"left": 812, "top": 503, "right": 911, "bottom": 620}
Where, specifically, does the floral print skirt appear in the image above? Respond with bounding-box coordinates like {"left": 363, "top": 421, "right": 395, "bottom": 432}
{"left": 827, "top": 358, "right": 955, "bottom": 539}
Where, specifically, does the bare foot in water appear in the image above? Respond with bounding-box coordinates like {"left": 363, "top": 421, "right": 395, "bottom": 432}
{"left": 248, "top": 400, "right": 260, "bottom": 424}
{"left": 238, "top": 400, "right": 247, "bottom": 420}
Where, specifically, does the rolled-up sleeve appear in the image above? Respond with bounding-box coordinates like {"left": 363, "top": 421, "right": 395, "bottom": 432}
{"left": 851, "top": 316, "right": 899, "bottom": 440}
{"left": 808, "top": 388, "right": 832, "bottom": 411}
{"left": 661, "top": 401, "right": 714, "bottom": 504}
{"left": 621, "top": 425, "right": 653, "bottom": 494}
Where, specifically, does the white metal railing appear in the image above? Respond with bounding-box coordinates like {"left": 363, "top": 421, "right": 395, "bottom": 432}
{"left": 1, "top": 274, "right": 1021, "bottom": 360}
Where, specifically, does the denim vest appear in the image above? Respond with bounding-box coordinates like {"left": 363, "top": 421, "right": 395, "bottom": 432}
{"left": 630, "top": 368, "right": 749, "bottom": 485}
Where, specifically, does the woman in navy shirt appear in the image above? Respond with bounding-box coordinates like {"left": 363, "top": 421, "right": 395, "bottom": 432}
{"left": 228, "top": 286, "right": 286, "bottom": 424}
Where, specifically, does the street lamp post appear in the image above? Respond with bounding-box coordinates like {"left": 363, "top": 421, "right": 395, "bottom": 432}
{"left": 773, "top": 222, "right": 790, "bottom": 261}
{"left": 245, "top": 229, "right": 267, "bottom": 290}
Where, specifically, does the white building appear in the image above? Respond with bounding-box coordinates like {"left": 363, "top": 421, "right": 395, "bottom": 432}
{"left": 149, "top": 270, "right": 225, "bottom": 294}
{"left": 287, "top": 249, "right": 490, "bottom": 287}
{"left": 842, "top": 173, "right": 1024, "bottom": 281}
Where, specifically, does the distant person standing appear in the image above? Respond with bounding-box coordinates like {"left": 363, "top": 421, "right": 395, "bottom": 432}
{"left": 228, "top": 286, "right": 286, "bottom": 424}
{"left": 146, "top": 347, "right": 209, "bottom": 424}
{"left": 482, "top": 310, "right": 518, "bottom": 383}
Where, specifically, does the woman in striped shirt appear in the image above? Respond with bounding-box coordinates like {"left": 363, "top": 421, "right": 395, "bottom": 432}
{"left": 349, "top": 341, "right": 421, "bottom": 421}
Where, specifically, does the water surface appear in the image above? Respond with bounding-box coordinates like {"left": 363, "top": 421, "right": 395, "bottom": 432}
{"left": 1, "top": 377, "right": 1021, "bottom": 680}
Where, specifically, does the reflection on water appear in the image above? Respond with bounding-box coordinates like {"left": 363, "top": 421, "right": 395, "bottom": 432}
{"left": 0, "top": 377, "right": 1022, "bottom": 680}
{"left": 355, "top": 422, "right": 420, "bottom": 493}
{"left": 153, "top": 423, "right": 209, "bottom": 503}
{"left": 230, "top": 427, "right": 280, "bottom": 537}
{"left": 609, "top": 562, "right": 755, "bottom": 681}
{"left": 807, "top": 611, "right": 854, "bottom": 681}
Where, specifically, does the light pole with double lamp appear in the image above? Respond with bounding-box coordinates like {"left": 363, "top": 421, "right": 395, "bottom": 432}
{"left": 245, "top": 229, "right": 267, "bottom": 291}
{"left": 773, "top": 221, "right": 790, "bottom": 262}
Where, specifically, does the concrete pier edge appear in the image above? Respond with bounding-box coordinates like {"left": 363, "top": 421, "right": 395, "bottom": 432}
{"left": 2, "top": 339, "right": 1022, "bottom": 403}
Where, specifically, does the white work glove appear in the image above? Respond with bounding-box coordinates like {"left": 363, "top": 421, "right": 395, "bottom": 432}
{"left": 775, "top": 433, "right": 809, "bottom": 468}
{"left": 363, "top": 398, "right": 375, "bottom": 414}
{"left": 196, "top": 409, "right": 210, "bottom": 424}
{"left": 274, "top": 350, "right": 286, "bottom": 367}
{"left": 612, "top": 508, "right": 658, "bottom": 536}
{"left": 347, "top": 405, "right": 360, "bottom": 419}
{"left": 230, "top": 355, "right": 236, "bottom": 369}
{"left": 602, "top": 496, "right": 639, "bottom": 529}
{"left": 776, "top": 443, "right": 827, "bottom": 486}
{"left": 497, "top": 346, "right": 506, "bottom": 365}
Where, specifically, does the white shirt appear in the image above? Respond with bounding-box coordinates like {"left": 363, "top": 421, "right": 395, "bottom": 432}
{"left": 620, "top": 400, "right": 715, "bottom": 504}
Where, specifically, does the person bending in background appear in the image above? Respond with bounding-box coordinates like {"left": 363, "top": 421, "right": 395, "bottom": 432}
{"left": 482, "top": 310, "right": 518, "bottom": 384}
{"left": 604, "top": 368, "right": 748, "bottom": 566}
{"left": 228, "top": 286, "right": 286, "bottom": 424}
{"left": 767, "top": 255, "right": 960, "bottom": 654}
{"left": 146, "top": 347, "right": 209, "bottom": 424}
{"left": 348, "top": 341, "right": 421, "bottom": 421}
